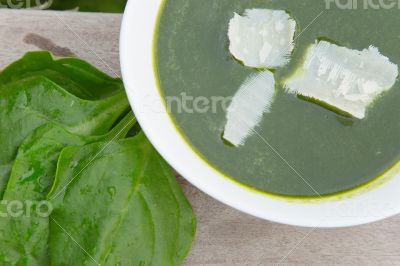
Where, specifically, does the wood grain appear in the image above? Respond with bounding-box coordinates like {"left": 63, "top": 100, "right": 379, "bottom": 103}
{"left": 0, "top": 9, "right": 399, "bottom": 266}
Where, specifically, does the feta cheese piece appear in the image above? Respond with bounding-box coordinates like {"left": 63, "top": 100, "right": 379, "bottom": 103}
{"left": 228, "top": 9, "right": 296, "bottom": 68}
{"left": 284, "top": 41, "right": 399, "bottom": 119}
{"left": 223, "top": 71, "right": 275, "bottom": 146}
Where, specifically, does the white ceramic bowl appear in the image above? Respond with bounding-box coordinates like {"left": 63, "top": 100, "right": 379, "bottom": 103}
{"left": 120, "top": 0, "right": 400, "bottom": 227}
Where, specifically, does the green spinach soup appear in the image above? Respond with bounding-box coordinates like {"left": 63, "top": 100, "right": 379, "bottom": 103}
{"left": 154, "top": 0, "right": 400, "bottom": 197}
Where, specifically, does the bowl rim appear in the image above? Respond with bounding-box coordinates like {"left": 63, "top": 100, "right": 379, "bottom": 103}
{"left": 120, "top": 0, "right": 400, "bottom": 228}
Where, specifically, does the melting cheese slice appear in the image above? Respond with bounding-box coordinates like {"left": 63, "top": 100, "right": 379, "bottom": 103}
{"left": 284, "top": 41, "right": 399, "bottom": 119}
{"left": 223, "top": 71, "right": 275, "bottom": 147}
{"left": 228, "top": 9, "right": 296, "bottom": 68}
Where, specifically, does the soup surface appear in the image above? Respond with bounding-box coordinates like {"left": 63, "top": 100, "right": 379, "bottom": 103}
{"left": 154, "top": 0, "right": 400, "bottom": 197}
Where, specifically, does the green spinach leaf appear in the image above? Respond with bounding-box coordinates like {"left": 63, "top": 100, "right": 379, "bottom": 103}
{"left": 0, "top": 76, "right": 129, "bottom": 197}
{"left": 0, "top": 112, "right": 136, "bottom": 266}
{"left": 0, "top": 0, "right": 127, "bottom": 13}
{"left": 0, "top": 52, "right": 196, "bottom": 266}
{"left": 0, "top": 51, "right": 123, "bottom": 100}
{"left": 48, "top": 0, "right": 127, "bottom": 13}
{"left": 0, "top": 51, "right": 129, "bottom": 197}
{"left": 48, "top": 133, "right": 196, "bottom": 265}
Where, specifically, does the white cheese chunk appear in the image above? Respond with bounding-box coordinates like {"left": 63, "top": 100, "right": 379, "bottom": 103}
{"left": 228, "top": 9, "right": 296, "bottom": 68}
{"left": 223, "top": 71, "right": 275, "bottom": 146}
{"left": 284, "top": 41, "right": 399, "bottom": 119}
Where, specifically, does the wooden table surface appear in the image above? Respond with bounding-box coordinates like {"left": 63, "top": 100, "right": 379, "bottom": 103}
{"left": 1, "top": 9, "right": 399, "bottom": 266}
